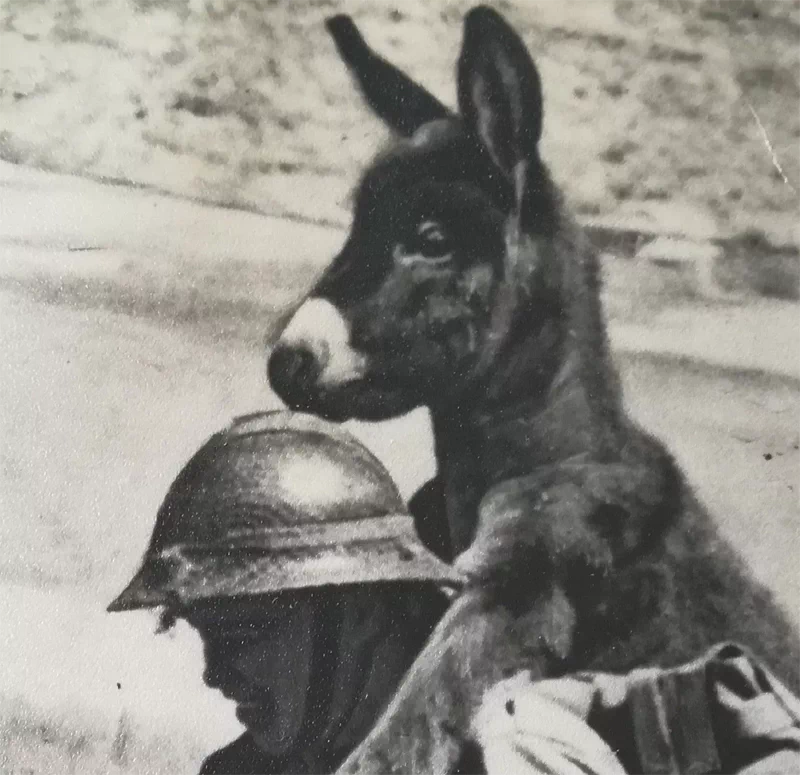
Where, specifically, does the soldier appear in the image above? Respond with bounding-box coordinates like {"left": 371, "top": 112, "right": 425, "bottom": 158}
{"left": 107, "top": 411, "right": 460, "bottom": 774}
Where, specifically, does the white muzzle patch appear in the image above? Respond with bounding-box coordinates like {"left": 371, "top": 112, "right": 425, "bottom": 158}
{"left": 277, "top": 298, "right": 369, "bottom": 386}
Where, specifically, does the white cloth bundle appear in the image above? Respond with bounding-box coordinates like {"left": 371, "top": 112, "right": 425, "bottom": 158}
{"left": 473, "top": 672, "right": 627, "bottom": 775}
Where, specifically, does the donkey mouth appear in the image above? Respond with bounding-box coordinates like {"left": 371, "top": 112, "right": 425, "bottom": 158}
{"left": 268, "top": 345, "right": 414, "bottom": 422}
{"left": 268, "top": 345, "right": 321, "bottom": 394}
{"left": 268, "top": 344, "right": 329, "bottom": 412}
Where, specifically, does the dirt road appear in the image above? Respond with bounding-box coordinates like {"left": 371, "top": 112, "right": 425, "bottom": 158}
{"left": 1, "top": 163, "right": 797, "bottom": 773}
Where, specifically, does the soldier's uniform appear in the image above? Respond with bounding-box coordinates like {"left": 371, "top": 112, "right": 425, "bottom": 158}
{"left": 473, "top": 643, "right": 800, "bottom": 775}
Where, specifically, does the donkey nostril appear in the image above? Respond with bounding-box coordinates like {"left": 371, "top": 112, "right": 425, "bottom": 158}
{"left": 268, "top": 345, "right": 322, "bottom": 396}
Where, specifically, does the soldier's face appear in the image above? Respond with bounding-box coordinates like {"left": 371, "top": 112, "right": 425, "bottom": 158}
{"left": 185, "top": 595, "right": 316, "bottom": 758}
{"left": 183, "top": 585, "right": 444, "bottom": 762}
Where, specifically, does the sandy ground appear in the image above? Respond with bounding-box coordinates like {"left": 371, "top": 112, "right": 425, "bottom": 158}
{"left": 1, "top": 161, "right": 798, "bottom": 773}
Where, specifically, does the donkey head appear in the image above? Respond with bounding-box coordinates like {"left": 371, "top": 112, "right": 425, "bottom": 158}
{"left": 269, "top": 7, "right": 566, "bottom": 422}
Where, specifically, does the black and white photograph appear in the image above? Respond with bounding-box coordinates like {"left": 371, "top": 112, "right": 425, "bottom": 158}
{"left": 1, "top": 1, "right": 799, "bottom": 773}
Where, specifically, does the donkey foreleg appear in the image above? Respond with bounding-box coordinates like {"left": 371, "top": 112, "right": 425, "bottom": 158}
{"left": 455, "top": 459, "right": 675, "bottom": 593}
{"left": 336, "top": 586, "right": 574, "bottom": 775}
{"left": 339, "top": 461, "right": 673, "bottom": 774}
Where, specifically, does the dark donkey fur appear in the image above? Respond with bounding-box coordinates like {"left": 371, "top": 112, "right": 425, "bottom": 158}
{"left": 269, "top": 7, "right": 800, "bottom": 772}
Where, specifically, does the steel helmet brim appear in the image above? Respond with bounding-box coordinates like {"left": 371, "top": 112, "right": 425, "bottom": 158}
{"left": 107, "top": 513, "right": 464, "bottom": 612}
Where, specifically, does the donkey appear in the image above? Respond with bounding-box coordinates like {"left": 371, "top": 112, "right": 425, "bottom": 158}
{"left": 268, "top": 7, "right": 800, "bottom": 771}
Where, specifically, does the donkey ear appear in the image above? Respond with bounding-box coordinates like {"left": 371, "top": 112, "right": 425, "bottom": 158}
{"left": 326, "top": 15, "right": 452, "bottom": 137}
{"left": 457, "top": 7, "right": 543, "bottom": 182}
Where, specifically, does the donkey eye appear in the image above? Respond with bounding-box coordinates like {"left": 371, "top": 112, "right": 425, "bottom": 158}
{"left": 415, "top": 220, "right": 452, "bottom": 260}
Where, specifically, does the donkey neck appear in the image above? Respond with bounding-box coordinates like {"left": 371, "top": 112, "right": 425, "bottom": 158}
{"left": 432, "top": 342, "right": 603, "bottom": 476}
{"left": 430, "top": 227, "right": 625, "bottom": 555}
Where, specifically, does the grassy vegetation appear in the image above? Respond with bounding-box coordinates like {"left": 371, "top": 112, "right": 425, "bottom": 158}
{"left": 0, "top": 693, "right": 203, "bottom": 775}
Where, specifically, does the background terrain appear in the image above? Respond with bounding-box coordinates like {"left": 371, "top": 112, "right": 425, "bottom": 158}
{"left": 2, "top": 0, "right": 798, "bottom": 238}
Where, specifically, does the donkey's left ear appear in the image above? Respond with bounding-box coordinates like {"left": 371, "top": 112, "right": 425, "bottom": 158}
{"left": 327, "top": 14, "right": 452, "bottom": 137}
{"left": 457, "top": 7, "right": 543, "bottom": 189}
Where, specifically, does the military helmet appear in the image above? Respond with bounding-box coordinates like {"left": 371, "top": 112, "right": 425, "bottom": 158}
{"left": 108, "top": 411, "right": 462, "bottom": 612}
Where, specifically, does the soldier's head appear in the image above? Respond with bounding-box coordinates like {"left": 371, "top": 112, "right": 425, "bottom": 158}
{"left": 108, "top": 411, "right": 459, "bottom": 763}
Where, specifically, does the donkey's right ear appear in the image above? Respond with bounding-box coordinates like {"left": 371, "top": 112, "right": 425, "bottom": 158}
{"left": 457, "top": 7, "right": 543, "bottom": 184}
{"left": 326, "top": 15, "right": 452, "bottom": 137}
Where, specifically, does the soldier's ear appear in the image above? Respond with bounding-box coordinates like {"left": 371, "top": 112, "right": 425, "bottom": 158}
{"left": 327, "top": 14, "right": 452, "bottom": 136}
{"left": 457, "top": 6, "right": 544, "bottom": 195}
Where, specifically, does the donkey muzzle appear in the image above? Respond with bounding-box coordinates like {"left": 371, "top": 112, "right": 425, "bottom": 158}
{"left": 269, "top": 298, "right": 369, "bottom": 402}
